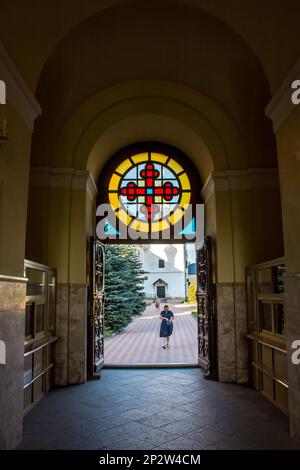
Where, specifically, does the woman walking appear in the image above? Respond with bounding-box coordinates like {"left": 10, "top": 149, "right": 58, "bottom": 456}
{"left": 159, "top": 304, "right": 174, "bottom": 349}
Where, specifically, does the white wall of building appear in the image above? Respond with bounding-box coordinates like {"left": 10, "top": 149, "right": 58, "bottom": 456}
{"left": 139, "top": 244, "right": 187, "bottom": 300}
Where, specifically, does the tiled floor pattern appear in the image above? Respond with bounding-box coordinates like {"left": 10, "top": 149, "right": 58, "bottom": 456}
{"left": 104, "top": 303, "right": 198, "bottom": 365}
{"left": 18, "top": 368, "right": 300, "bottom": 450}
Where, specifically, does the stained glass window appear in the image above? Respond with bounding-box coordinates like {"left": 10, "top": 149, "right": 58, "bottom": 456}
{"left": 107, "top": 152, "right": 191, "bottom": 234}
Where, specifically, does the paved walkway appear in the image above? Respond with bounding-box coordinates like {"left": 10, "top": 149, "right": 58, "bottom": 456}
{"left": 18, "top": 368, "right": 300, "bottom": 450}
{"left": 104, "top": 303, "right": 198, "bottom": 365}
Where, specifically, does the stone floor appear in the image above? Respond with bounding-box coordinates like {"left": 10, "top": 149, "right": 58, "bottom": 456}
{"left": 18, "top": 368, "right": 300, "bottom": 450}
{"left": 105, "top": 303, "right": 198, "bottom": 365}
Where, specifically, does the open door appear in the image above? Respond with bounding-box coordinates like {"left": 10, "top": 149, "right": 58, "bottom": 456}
{"left": 87, "top": 238, "right": 105, "bottom": 379}
{"left": 196, "top": 236, "right": 218, "bottom": 379}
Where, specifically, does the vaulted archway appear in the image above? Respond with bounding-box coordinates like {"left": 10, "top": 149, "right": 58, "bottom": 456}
{"left": 3, "top": 0, "right": 300, "bottom": 450}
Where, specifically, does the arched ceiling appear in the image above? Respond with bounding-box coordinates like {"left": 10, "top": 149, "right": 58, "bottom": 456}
{"left": 1, "top": 0, "right": 300, "bottom": 94}
{"left": 87, "top": 114, "right": 213, "bottom": 183}
{"left": 30, "top": 1, "right": 276, "bottom": 172}
{"left": 34, "top": 79, "right": 243, "bottom": 181}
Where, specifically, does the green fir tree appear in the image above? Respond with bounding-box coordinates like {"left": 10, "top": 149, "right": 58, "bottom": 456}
{"left": 104, "top": 245, "right": 146, "bottom": 335}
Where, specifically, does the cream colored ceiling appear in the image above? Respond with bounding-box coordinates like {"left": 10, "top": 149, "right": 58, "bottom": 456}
{"left": 0, "top": 0, "right": 299, "bottom": 93}
{"left": 27, "top": 2, "right": 276, "bottom": 172}
{"left": 2, "top": 0, "right": 295, "bottom": 174}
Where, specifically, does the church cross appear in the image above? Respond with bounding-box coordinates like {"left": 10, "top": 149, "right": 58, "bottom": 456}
{"left": 120, "top": 163, "right": 180, "bottom": 220}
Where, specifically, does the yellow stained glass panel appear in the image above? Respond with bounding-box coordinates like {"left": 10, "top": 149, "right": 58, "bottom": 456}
{"left": 169, "top": 207, "right": 185, "bottom": 225}
{"left": 117, "top": 209, "right": 132, "bottom": 225}
{"left": 168, "top": 158, "right": 184, "bottom": 174}
{"left": 130, "top": 219, "right": 149, "bottom": 233}
{"left": 109, "top": 193, "right": 121, "bottom": 210}
{"left": 108, "top": 173, "right": 121, "bottom": 191}
{"left": 179, "top": 192, "right": 191, "bottom": 208}
{"left": 179, "top": 173, "right": 191, "bottom": 190}
{"left": 151, "top": 220, "right": 169, "bottom": 232}
{"left": 115, "top": 158, "right": 132, "bottom": 175}
{"left": 151, "top": 153, "right": 168, "bottom": 164}
{"left": 131, "top": 153, "right": 148, "bottom": 164}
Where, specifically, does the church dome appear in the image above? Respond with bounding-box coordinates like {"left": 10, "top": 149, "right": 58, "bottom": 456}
{"left": 164, "top": 244, "right": 177, "bottom": 257}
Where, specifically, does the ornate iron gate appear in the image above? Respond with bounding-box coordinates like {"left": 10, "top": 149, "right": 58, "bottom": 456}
{"left": 88, "top": 238, "right": 105, "bottom": 379}
{"left": 196, "top": 236, "right": 218, "bottom": 379}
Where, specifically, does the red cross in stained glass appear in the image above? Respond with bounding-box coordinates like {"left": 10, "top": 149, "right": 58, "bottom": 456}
{"left": 120, "top": 163, "right": 180, "bottom": 220}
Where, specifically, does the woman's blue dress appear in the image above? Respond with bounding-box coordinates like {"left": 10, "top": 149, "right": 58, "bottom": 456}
{"left": 159, "top": 310, "right": 174, "bottom": 337}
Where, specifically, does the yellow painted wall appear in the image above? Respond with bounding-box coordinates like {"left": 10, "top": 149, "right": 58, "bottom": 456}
{"left": 26, "top": 183, "right": 94, "bottom": 284}
{"left": 69, "top": 189, "right": 88, "bottom": 285}
{"left": 204, "top": 192, "right": 217, "bottom": 283}
{"left": 204, "top": 185, "right": 284, "bottom": 284}
{"left": 26, "top": 185, "right": 50, "bottom": 264}
{"left": 26, "top": 184, "right": 72, "bottom": 282}
{"left": 47, "top": 187, "right": 72, "bottom": 283}
{"left": 214, "top": 191, "right": 235, "bottom": 283}
{"left": 205, "top": 192, "right": 216, "bottom": 240}
{"left": 276, "top": 106, "right": 300, "bottom": 273}
{"left": 86, "top": 190, "right": 95, "bottom": 239}
{"left": 230, "top": 187, "right": 284, "bottom": 281}
{"left": 0, "top": 104, "right": 31, "bottom": 277}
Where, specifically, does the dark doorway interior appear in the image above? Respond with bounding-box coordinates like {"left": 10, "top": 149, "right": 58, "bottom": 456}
{"left": 156, "top": 285, "right": 166, "bottom": 299}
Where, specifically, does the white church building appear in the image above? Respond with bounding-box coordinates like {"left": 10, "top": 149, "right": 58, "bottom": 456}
{"left": 138, "top": 244, "right": 189, "bottom": 302}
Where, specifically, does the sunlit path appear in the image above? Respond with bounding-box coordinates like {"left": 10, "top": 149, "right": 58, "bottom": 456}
{"left": 104, "top": 303, "right": 198, "bottom": 365}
